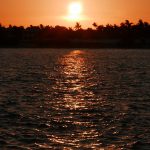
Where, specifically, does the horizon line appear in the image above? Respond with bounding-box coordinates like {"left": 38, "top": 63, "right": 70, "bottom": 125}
{"left": 0, "top": 19, "right": 150, "bottom": 28}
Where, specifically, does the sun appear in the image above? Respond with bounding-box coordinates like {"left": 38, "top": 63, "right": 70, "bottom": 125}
{"left": 69, "top": 2, "right": 82, "bottom": 15}
{"left": 67, "top": 2, "right": 82, "bottom": 21}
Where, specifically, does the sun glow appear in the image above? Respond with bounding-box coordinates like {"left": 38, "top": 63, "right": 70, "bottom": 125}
{"left": 67, "top": 2, "right": 82, "bottom": 21}
{"left": 69, "top": 2, "right": 82, "bottom": 15}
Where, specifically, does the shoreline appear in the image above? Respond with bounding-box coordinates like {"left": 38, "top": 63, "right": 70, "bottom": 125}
{"left": 1, "top": 39, "right": 150, "bottom": 49}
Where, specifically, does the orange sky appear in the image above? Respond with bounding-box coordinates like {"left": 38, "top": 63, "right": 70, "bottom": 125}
{"left": 0, "top": 0, "right": 150, "bottom": 28}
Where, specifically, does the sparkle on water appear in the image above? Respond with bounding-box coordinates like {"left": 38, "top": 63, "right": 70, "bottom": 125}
{"left": 0, "top": 49, "right": 150, "bottom": 150}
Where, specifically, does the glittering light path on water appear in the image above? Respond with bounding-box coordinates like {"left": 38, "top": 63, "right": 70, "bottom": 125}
{"left": 0, "top": 49, "right": 150, "bottom": 149}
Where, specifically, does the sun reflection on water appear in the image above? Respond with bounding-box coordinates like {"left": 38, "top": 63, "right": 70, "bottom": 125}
{"left": 59, "top": 50, "right": 95, "bottom": 110}
{"left": 44, "top": 49, "right": 123, "bottom": 149}
{"left": 47, "top": 50, "right": 101, "bottom": 148}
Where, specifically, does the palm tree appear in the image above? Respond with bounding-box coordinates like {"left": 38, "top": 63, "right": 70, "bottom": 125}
{"left": 137, "top": 19, "right": 144, "bottom": 28}
{"left": 92, "top": 22, "right": 98, "bottom": 29}
{"left": 125, "top": 20, "right": 133, "bottom": 28}
{"left": 74, "top": 22, "right": 82, "bottom": 30}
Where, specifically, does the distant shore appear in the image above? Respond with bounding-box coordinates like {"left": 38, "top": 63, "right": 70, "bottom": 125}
{"left": 0, "top": 20, "right": 150, "bottom": 49}
{"left": 0, "top": 39, "right": 150, "bottom": 49}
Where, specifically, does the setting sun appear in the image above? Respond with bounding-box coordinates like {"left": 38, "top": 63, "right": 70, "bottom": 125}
{"left": 67, "top": 2, "right": 82, "bottom": 21}
{"left": 69, "top": 2, "right": 82, "bottom": 15}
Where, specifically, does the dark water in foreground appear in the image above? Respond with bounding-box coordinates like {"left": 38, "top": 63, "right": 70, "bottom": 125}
{"left": 0, "top": 49, "right": 150, "bottom": 150}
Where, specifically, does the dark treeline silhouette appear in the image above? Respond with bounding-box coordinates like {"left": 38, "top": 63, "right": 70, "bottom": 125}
{"left": 0, "top": 19, "right": 150, "bottom": 48}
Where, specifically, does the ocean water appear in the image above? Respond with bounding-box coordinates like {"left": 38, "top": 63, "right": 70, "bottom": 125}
{"left": 0, "top": 48, "right": 150, "bottom": 150}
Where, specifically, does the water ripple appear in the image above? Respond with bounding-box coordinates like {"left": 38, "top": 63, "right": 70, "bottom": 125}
{"left": 0, "top": 49, "right": 150, "bottom": 149}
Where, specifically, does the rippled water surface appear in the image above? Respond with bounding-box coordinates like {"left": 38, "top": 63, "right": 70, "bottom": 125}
{"left": 0, "top": 49, "right": 150, "bottom": 150}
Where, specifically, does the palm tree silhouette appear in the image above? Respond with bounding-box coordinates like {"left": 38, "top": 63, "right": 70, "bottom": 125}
{"left": 74, "top": 22, "right": 82, "bottom": 30}
{"left": 92, "top": 22, "right": 98, "bottom": 29}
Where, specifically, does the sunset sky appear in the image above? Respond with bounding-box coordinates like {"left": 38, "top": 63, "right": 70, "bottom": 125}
{"left": 0, "top": 0, "right": 150, "bottom": 28}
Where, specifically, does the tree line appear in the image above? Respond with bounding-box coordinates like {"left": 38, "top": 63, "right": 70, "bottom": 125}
{"left": 0, "top": 19, "right": 150, "bottom": 48}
